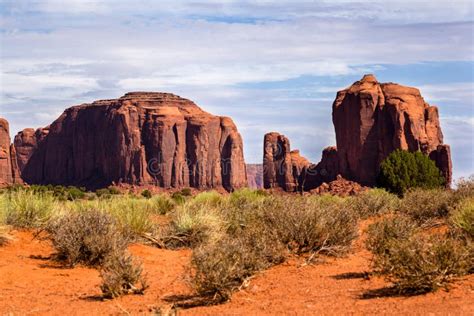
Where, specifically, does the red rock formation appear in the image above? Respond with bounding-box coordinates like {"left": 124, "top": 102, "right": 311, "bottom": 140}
{"left": 0, "top": 118, "right": 13, "bottom": 185}
{"left": 263, "top": 132, "right": 311, "bottom": 192}
{"left": 310, "top": 175, "right": 367, "bottom": 197}
{"left": 246, "top": 164, "right": 263, "bottom": 189}
{"left": 0, "top": 118, "right": 21, "bottom": 186}
{"left": 429, "top": 144, "right": 452, "bottom": 187}
{"left": 333, "top": 74, "right": 452, "bottom": 186}
{"left": 264, "top": 74, "right": 452, "bottom": 192}
{"left": 14, "top": 92, "right": 247, "bottom": 191}
{"left": 302, "top": 146, "right": 340, "bottom": 191}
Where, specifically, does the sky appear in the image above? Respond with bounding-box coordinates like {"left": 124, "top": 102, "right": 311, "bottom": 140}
{"left": 0, "top": 0, "right": 473, "bottom": 181}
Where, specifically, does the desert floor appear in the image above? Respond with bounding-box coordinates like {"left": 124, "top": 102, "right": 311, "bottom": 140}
{"left": 1, "top": 223, "right": 473, "bottom": 316}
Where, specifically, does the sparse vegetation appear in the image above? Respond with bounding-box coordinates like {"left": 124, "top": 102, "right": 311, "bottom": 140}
{"left": 377, "top": 149, "right": 445, "bottom": 195}
{"left": 100, "top": 252, "right": 148, "bottom": 299}
{"left": 4, "top": 190, "right": 58, "bottom": 228}
{"left": 45, "top": 210, "right": 127, "bottom": 267}
{"left": 371, "top": 234, "right": 471, "bottom": 294}
{"left": 366, "top": 182, "right": 474, "bottom": 295}
{"left": 349, "top": 188, "right": 400, "bottom": 219}
{"left": 450, "top": 197, "right": 474, "bottom": 239}
{"left": 400, "top": 188, "right": 452, "bottom": 226}
{"left": 1, "top": 181, "right": 473, "bottom": 305}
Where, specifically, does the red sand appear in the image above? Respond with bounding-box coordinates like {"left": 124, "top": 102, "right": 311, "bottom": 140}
{"left": 0, "top": 229, "right": 473, "bottom": 315}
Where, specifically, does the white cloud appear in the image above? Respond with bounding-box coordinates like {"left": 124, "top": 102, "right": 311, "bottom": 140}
{"left": 0, "top": 0, "right": 473, "bottom": 180}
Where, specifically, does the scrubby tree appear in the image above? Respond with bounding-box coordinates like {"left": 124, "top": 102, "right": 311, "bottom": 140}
{"left": 377, "top": 149, "right": 445, "bottom": 195}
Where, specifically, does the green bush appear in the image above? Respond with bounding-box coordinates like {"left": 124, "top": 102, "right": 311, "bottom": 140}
{"left": 141, "top": 190, "right": 152, "bottom": 199}
{"left": 400, "top": 188, "right": 452, "bottom": 226}
{"left": 377, "top": 149, "right": 445, "bottom": 195}
{"left": 350, "top": 189, "right": 400, "bottom": 219}
{"left": 45, "top": 210, "right": 127, "bottom": 267}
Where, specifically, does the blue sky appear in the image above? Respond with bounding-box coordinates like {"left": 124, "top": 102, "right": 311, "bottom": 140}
{"left": 0, "top": 0, "right": 473, "bottom": 180}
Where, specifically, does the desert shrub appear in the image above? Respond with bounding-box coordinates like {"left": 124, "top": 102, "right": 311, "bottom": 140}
{"left": 162, "top": 202, "right": 225, "bottom": 248}
{"left": 5, "top": 190, "right": 57, "bottom": 228}
{"left": 149, "top": 195, "right": 175, "bottom": 215}
{"left": 400, "top": 188, "right": 452, "bottom": 226}
{"left": 262, "top": 196, "right": 358, "bottom": 255}
{"left": 180, "top": 188, "right": 192, "bottom": 196}
{"left": 66, "top": 197, "right": 155, "bottom": 238}
{"left": 96, "top": 187, "right": 121, "bottom": 198}
{"left": 191, "top": 228, "right": 284, "bottom": 303}
{"left": 377, "top": 149, "right": 445, "bottom": 195}
{"left": 228, "top": 188, "right": 268, "bottom": 206}
{"left": 453, "top": 176, "right": 474, "bottom": 202}
{"left": 141, "top": 190, "right": 152, "bottom": 199}
{"left": 0, "top": 194, "right": 7, "bottom": 225}
{"left": 366, "top": 216, "right": 418, "bottom": 261}
{"left": 107, "top": 199, "right": 154, "bottom": 237}
{"left": 45, "top": 210, "right": 127, "bottom": 267}
{"left": 100, "top": 252, "right": 148, "bottom": 298}
{"left": 191, "top": 191, "right": 224, "bottom": 208}
{"left": 450, "top": 198, "right": 474, "bottom": 239}
{"left": 64, "top": 186, "right": 86, "bottom": 200}
{"left": 349, "top": 189, "right": 400, "bottom": 219}
{"left": 373, "top": 235, "right": 471, "bottom": 294}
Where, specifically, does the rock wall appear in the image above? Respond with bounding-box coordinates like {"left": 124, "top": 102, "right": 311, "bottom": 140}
{"left": 0, "top": 118, "right": 13, "bottom": 185}
{"left": 0, "top": 118, "right": 21, "bottom": 186}
{"left": 263, "top": 132, "right": 311, "bottom": 192}
{"left": 333, "top": 74, "right": 452, "bottom": 186}
{"left": 14, "top": 92, "right": 247, "bottom": 191}
{"left": 264, "top": 74, "right": 453, "bottom": 191}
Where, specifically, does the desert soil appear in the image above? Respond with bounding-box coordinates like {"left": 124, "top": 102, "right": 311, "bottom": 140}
{"left": 0, "top": 226, "right": 473, "bottom": 316}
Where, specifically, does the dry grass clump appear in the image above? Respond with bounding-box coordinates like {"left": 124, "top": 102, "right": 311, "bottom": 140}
{"left": 100, "top": 252, "right": 149, "bottom": 299}
{"left": 350, "top": 189, "right": 400, "bottom": 219}
{"left": 45, "top": 209, "right": 148, "bottom": 298}
{"left": 366, "top": 216, "right": 418, "bottom": 261}
{"left": 450, "top": 197, "right": 474, "bottom": 239}
{"left": 262, "top": 196, "right": 359, "bottom": 255}
{"left": 191, "top": 227, "right": 285, "bottom": 303}
{"left": 375, "top": 235, "right": 470, "bottom": 294}
{"left": 161, "top": 201, "right": 225, "bottom": 248}
{"left": 399, "top": 188, "right": 452, "bottom": 226}
{"left": 45, "top": 210, "right": 128, "bottom": 267}
{"left": 4, "top": 190, "right": 58, "bottom": 228}
{"left": 366, "top": 215, "right": 472, "bottom": 294}
{"left": 453, "top": 176, "right": 474, "bottom": 201}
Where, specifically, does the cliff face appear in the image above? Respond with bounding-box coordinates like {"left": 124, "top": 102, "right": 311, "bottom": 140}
{"left": 333, "top": 74, "right": 451, "bottom": 186}
{"left": 264, "top": 75, "right": 452, "bottom": 191}
{"left": 263, "top": 132, "right": 311, "bottom": 191}
{"left": 0, "top": 118, "right": 21, "bottom": 186}
{"left": 0, "top": 118, "right": 13, "bottom": 186}
{"left": 14, "top": 92, "right": 247, "bottom": 191}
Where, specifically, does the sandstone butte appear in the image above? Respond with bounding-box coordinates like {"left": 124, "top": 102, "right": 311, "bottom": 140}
{"left": 0, "top": 92, "right": 247, "bottom": 191}
{"left": 264, "top": 74, "right": 452, "bottom": 192}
